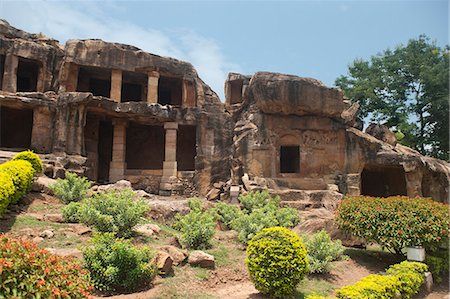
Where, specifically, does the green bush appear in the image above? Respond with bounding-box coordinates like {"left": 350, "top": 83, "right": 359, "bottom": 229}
{"left": 78, "top": 188, "right": 149, "bottom": 238}
{"left": 336, "top": 261, "right": 428, "bottom": 299}
{"left": 246, "top": 227, "right": 308, "bottom": 298}
{"left": 0, "top": 160, "right": 35, "bottom": 204}
{"left": 301, "top": 230, "right": 345, "bottom": 274}
{"left": 385, "top": 261, "right": 427, "bottom": 299}
{"left": 425, "top": 249, "right": 449, "bottom": 284}
{"left": 214, "top": 202, "right": 244, "bottom": 229}
{"left": 232, "top": 192, "right": 300, "bottom": 244}
{"left": 82, "top": 233, "right": 157, "bottom": 294}
{"left": 12, "top": 150, "right": 44, "bottom": 173}
{"left": 0, "top": 172, "right": 15, "bottom": 215}
{"left": 49, "top": 172, "right": 91, "bottom": 204}
{"left": 175, "top": 198, "right": 216, "bottom": 249}
{"left": 62, "top": 201, "right": 83, "bottom": 223}
{"left": 0, "top": 234, "right": 92, "bottom": 298}
{"left": 336, "top": 196, "right": 450, "bottom": 254}
{"left": 336, "top": 274, "right": 401, "bottom": 299}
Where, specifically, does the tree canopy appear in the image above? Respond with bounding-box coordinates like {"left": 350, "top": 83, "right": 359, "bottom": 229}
{"left": 335, "top": 35, "right": 449, "bottom": 160}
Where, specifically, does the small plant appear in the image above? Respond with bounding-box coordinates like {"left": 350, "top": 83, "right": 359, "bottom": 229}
{"left": 336, "top": 196, "right": 450, "bottom": 254}
{"left": 0, "top": 160, "right": 35, "bottom": 204}
{"left": 0, "top": 172, "right": 15, "bottom": 215}
{"left": 246, "top": 227, "right": 308, "bottom": 298}
{"left": 62, "top": 201, "right": 83, "bottom": 223}
{"left": 49, "top": 172, "right": 91, "bottom": 204}
{"left": 0, "top": 234, "right": 92, "bottom": 298}
{"left": 301, "top": 230, "right": 345, "bottom": 274}
{"left": 12, "top": 150, "right": 44, "bottom": 173}
{"left": 214, "top": 202, "right": 243, "bottom": 229}
{"left": 82, "top": 233, "right": 157, "bottom": 294}
{"left": 78, "top": 188, "right": 149, "bottom": 238}
{"left": 174, "top": 198, "right": 215, "bottom": 249}
{"left": 231, "top": 192, "right": 300, "bottom": 244}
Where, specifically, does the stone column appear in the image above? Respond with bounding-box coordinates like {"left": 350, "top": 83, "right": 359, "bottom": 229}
{"left": 109, "top": 120, "right": 127, "bottom": 182}
{"left": 65, "top": 63, "right": 79, "bottom": 92}
{"left": 31, "top": 106, "right": 53, "bottom": 153}
{"left": 110, "top": 69, "right": 122, "bottom": 102}
{"left": 2, "top": 54, "right": 18, "bottom": 92}
{"left": 147, "top": 71, "right": 159, "bottom": 104}
{"left": 160, "top": 122, "right": 179, "bottom": 194}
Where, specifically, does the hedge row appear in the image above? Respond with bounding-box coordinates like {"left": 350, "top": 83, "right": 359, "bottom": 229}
{"left": 0, "top": 151, "right": 42, "bottom": 215}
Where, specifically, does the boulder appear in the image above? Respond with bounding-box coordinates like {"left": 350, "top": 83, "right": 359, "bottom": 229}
{"left": 40, "top": 229, "right": 55, "bottom": 239}
{"left": 206, "top": 188, "right": 221, "bottom": 201}
{"left": 32, "top": 175, "right": 56, "bottom": 194}
{"left": 45, "top": 248, "right": 82, "bottom": 258}
{"left": 32, "top": 236, "right": 44, "bottom": 244}
{"left": 44, "top": 213, "right": 64, "bottom": 223}
{"left": 155, "top": 251, "right": 173, "bottom": 275}
{"left": 188, "top": 250, "right": 215, "bottom": 269}
{"left": 159, "top": 245, "right": 188, "bottom": 265}
{"left": 365, "top": 123, "right": 397, "bottom": 146}
{"left": 135, "top": 224, "right": 161, "bottom": 237}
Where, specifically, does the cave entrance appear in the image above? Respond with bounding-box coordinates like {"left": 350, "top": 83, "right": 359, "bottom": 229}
{"left": 126, "top": 123, "right": 165, "bottom": 169}
{"left": 158, "top": 76, "right": 182, "bottom": 106}
{"left": 97, "top": 120, "right": 113, "bottom": 183}
{"left": 280, "top": 145, "right": 300, "bottom": 173}
{"left": 17, "top": 58, "right": 40, "bottom": 92}
{"left": 177, "top": 125, "right": 196, "bottom": 171}
{"left": 0, "top": 106, "right": 33, "bottom": 149}
{"left": 77, "top": 66, "right": 111, "bottom": 97}
{"left": 121, "top": 71, "right": 147, "bottom": 102}
{"left": 230, "top": 80, "right": 243, "bottom": 104}
{"left": 361, "top": 166, "right": 407, "bottom": 197}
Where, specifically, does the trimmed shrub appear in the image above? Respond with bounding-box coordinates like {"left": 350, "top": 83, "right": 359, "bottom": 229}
{"left": 336, "top": 261, "right": 428, "bottom": 299}
{"left": 78, "top": 188, "right": 149, "bottom": 238}
{"left": 0, "top": 234, "right": 92, "bottom": 298}
{"left": 0, "top": 160, "right": 35, "bottom": 204}
{"left": 385, "top": 261, "right": 428, "bottom": 299}
{"left": 82, "top": 233, "right": 157, "bottom": 294}
{"left": 232, "top": 193, "right": 300, "bottom": 244}
{"left": 336, "top": 274, "right": 401, "bottom": 299}
{"left": 425, "top": 249, "right": 449, "bottom": 284}
{"left": 246, "top": 227, "right": 308, "bottom": 298}
{"left": 62, "top": 201, "right": 83, "bottom": 223}
{"left": 214, "top": 202, "right": 244, "bottom": 229}
{"left": 0, "top": 172, "right": 15, "bottom": 215}
{"left": 336, "top": 196, "right": 450, "bottom": 254}
{"left": 175, "top": 198, "right": 216, "bottom": 249}
{"left": 12, "top": 150, "right": 44, "bottom": 173}
{"left": 49, "top": 172, "right": 91, "bottom": 204}
{"left": 301, "top": 230, "right": 345, "bottom": 274}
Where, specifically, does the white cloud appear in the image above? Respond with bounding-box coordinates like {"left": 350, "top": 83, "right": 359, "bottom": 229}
{"left": 0, "top": 1, "right": 239, "bottom": 100}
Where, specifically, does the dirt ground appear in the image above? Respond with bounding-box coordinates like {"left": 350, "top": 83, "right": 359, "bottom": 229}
{"left": 1, "top": 192, "right": 448, "bottom": 299}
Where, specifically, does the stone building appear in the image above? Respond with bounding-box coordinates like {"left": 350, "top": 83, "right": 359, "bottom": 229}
{"left": 0, "top": 20, "right": 448, "bottom": 202}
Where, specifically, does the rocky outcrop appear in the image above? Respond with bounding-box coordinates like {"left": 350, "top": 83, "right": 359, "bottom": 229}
{"left": 365, "top": 123, "right": 397, "bottom": 146}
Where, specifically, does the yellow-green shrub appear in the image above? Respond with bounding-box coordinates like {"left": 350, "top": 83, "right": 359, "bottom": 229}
{"left": 0, "top": 172, "right": 15, "bottom": 215}
{"left": 336, "top": 274, "right": 401, "bottom": 299}
{"left": 246, "top": 227, "right": 308, "bottom": 298}
{"left": 0, "top": 160, "right": 35, "bottom": 204}
{"left": 385, "top": 261, "right": 427, "bottom": 299}
{"left": 12, "top": 150, "right": 44, "bottom": 173}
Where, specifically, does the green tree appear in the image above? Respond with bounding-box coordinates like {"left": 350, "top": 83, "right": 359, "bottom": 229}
{"left": 336, "top": 35, "right": 449, "bottom": 160}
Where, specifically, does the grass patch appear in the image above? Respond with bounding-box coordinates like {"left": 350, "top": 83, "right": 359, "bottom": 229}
{"left": 193, "top": 267, "right": 209, "bottom": 281}
{"left": 27, "top": 202, "right": 62, "bottom": 213}
{"left": 295, "top": 276, "right": 336, "bottom": 298}
{"left": 10, "top": 215, "right": 68, "bottom": 231}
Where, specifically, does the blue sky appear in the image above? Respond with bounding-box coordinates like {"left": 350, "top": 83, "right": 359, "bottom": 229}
{"left": 1, "top": 1, "right": 448, "bottom": 100}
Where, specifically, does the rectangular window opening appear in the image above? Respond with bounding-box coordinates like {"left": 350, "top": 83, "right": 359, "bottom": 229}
{"left": 280, "top": 145, "right": 300, "bottom": 173}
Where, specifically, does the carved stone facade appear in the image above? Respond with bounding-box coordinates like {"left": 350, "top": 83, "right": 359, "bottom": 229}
{"left": 0, "top": 20, "right": 448, "bottom": 202}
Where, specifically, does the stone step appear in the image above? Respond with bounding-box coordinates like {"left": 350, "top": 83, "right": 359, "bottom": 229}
{"left": 272, "top": 177, "right": 328, "bottom": 190}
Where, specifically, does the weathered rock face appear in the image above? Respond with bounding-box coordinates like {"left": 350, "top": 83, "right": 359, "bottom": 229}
{"left": 365, "top": 123, "right": 397, "bottom": 146}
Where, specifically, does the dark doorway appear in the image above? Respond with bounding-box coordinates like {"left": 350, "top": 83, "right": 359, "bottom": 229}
{"left": 17, "top": 58, "right": 40, "bottom": 92}
{"left": 121, "top": 71, "right": 146, "bottom": 102}
{"left": 280, "top": 146, "right": 300, "bottom": 173}
{"left": 97, "top": 121, "right": 113, "bottom": 182}
{"left": 361, "top": 166, "right": 407, "bottom": 197}
{"left": 77, "top": 66, "right": 111, "bottom": 97}
{"left": 0, "top": 55, "right": 5, "bottom": 90}
{"left": 177, "top": 125, "right": 196, "bottom": 171}
{"left": 0, "top": 106, "right": 33, "bottom": 148}
{"left": 126, "top": 123, "right": 165, "bottom": 169}
{"left": 230, "top": 80, "right": 243, "bottom": 104}
{"left": 158, "top": 76, "right": 182, "bottom": 106}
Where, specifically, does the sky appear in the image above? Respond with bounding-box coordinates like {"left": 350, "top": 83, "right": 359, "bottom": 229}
{"left": 0, "top": 0, "right": 448, "bottom": 100}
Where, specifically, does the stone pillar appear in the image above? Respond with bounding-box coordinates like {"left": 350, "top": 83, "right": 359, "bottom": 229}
{"left": 36, "top": 65, "right": 45, "bottom": 92}
{"left": 109, "top": 120, "right": 127, "bottom": 182}
{"left": 110, "top": 69, "right": 122, "bottom": 102}
{"left": 31, "top": 106, "right": 53, "bottom": 153}
{"left": 2, "top": 54, "right": 18, "bottom": 92}
{"left": 147, "top": 71, "right": 159, "bottom": 104}
{"left": 160, "top": 122, "right": 179, "bottom": 195}
{"left": 65, "top": 63, "right": 79, "bottom": 92}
